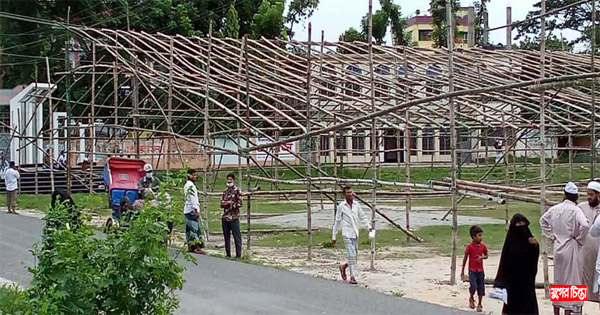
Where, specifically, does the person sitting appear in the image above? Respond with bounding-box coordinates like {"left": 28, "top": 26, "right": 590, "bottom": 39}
{"left": 55, "top": 150, "right": 67, "bottom": 170}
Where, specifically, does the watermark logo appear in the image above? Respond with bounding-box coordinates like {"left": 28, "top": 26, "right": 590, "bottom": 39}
{"left": 550, "top": 285, "right": 587, "bottom": 301}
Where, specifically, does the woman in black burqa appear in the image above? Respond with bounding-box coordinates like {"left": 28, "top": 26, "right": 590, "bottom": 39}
{"left": 494, "top": 213, "right": 540, "bottom": 314}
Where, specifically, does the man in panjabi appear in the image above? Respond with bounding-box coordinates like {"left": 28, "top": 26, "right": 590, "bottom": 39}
{"left": 540, "top": 182, "right": 590, "bottom": 315}
{"left": 580, "top": 181, "right": 600, "bottom": 303}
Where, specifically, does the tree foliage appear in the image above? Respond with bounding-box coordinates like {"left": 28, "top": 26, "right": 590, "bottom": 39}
{"left": 0, "top": 0, "right": 319, "bottom": 87}
{"left": 360, "top": 10, "right": 390, "bottom": 45}
{"left": 516, "top": 0, "right": 596, "bottom": 47}
{"left": 224, "top": 5, "right": 240, "bottom": 39}
{"left": 286, "top": 0, "right": 319, "bottom": 39}
{"left": 517, "top": 34, "right": 574, "bottom": 52}
{"left": 379, "top": 0, "right": 406, "bottom": 46}
{"left": 429, "top": 0, "right": 459, "bottom": 48}
{"left": 474, "top": 0, "right": 490, "bottom": 47}
{"left": 250, "top": 0, "right": 285, "bottom": 39}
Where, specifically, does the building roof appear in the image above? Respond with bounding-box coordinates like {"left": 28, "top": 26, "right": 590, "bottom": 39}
{"left": 0, "top": 87, "right": 22, "bottom": 106}
{"left": 406, "top": 7, "right": 472, "bottom": 28}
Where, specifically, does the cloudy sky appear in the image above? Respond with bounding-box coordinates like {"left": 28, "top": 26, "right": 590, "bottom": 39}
{"left": 292, "top": 0, "right": 584, "bottom": 50}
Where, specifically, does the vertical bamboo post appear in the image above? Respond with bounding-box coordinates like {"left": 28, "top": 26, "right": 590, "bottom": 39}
{"left": 525, "top": 136, "right": 529, "bottom": 186}
{"left": 243, "top": 35, "right": 252, "bottom": 251}
{"left": 236, "top": 33, "right": 244, "bottom": 194}
{"left": 592, "top": 0, "right": 597, "bottom": 180}
{"left": 467, "top": 7, "right": 475, "bottom": 48}
{"left": 88, "top": 115, "right": 94, "bottom": 193}
{"left": 540, "top": 0, "right": 550, "bottom": 298}
{"left": 45, "top": 57, "right": 55, "bottom": 192}
{"left": 90, "top": 43, "right": 96, "bottom": 193}
{"left": 483, "top": 11, "right": 489, "bottom": 46}
{"left": 503, "top": 116, "right": 509, "bottom": 185}
{"left": 113, "top": 61, "right": 118, "bottom": 157}
{"left": 65, "top": 7, "right": 73, "bottom": 195}
{"left": 203, "top": 21, "right": 213, "bottom": 241}
{"left": 151, "top": 123, "right": 156, "bottom": 168}
{"left": 166, "top": 37, "right": 174, "bottom": 175}
{"left": 34, "top": 68, "right": 39, "bottom": 195}
{"left": 447, "top": 1, "right": 459, "bottom": 285}
{"left": 405, "top": 111, "right": 411, "bottom": 242}
{"left": 506, "top": 5, "right": 512, "bottom": 49}
{"left": 132, "top": 54, "right": 140, "bottom": 159}
{"left": 484, "top": 128, "right": 489, "bottom": 168}
{"left": 306, "top": 23, "right": 313, "bottom": 261}
{"left": 333, "top": 114, "right": 338, "bottom": 217}
{"left": 367, "top": 0, "right": 377, "bottom": 271}
{"left": 317, "top": 29, "right": 325, "bottom": 211}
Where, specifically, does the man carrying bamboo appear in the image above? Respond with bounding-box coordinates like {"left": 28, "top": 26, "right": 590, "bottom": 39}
{"left": 332, "top": 185, "right": 372, "bottom": 285}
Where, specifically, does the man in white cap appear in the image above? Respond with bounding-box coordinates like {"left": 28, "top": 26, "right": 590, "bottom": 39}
{"left": 581, "top": 181, "right": 600, "bottom": 303}
{"left": 541, "top": 182, "right": 590, "bottom": 315}
{"left": 138, "top": 163, "right": 161, "bottom": 196}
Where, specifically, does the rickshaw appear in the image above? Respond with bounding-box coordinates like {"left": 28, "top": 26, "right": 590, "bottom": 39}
{"left": 103, "top": 157, "right": 146, "bottom": 228}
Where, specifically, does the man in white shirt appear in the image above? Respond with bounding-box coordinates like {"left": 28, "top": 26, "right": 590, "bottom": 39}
{"left": 4, "top": 161, "right": 20, "bottom": 214}
{"left": 184, "top": 169, "right": 205, "bottom": 254}
{"left": 332, "top": 185, "right": 372, "bottom": 285}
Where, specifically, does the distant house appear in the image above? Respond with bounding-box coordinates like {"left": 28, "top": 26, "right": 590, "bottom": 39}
{"left": 404, "top": 7, "right": 472, "bottom": 49}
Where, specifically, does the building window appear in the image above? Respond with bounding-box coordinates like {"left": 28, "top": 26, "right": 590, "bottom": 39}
{"left": 418, "top": 30, "right": 432, "bottom": 41}
{"left": 352, "top": 132, "right": 365, "bottom": 156}
{"left": 410, "top": 128, "right": 418, "bottom": 156}
{"left": 423, "top": 128, "right": 435, "bottom": 155}
{"left": 344, "top": 65, "right": 362, "bottom": 97}
{"left": 319, "top": 64, "right": 337, "bottom": 97}
{"left": 439, "top": 129, "right": 451, "bottom": 155}
{"left": 336, "top": 133, "right": 347, "bottom": 156}
{"left": 375, "top": 64, "right": 391, "bottom": 99}
{"left": 320, "top": 135, "right": 329, "bottom": 156}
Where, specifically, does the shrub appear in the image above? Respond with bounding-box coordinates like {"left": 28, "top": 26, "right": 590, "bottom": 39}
{"left": 26, "top": 202, "right": 190, "bottom": 314}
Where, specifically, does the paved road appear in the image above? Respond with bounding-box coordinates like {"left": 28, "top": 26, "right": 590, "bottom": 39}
{"left": 0, "top": 212, "right": 468, "bottom": 315}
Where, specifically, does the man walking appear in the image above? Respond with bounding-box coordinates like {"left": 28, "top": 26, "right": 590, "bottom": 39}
{"left": 4, "top": 161, "right": 19, "bottom": 214}
{"left": 332, "top": 185, "right": 372, "bottom": 285}
{"left": 221, "top": 173, "right": 242, "bottom": 258}
{"left": 184, "top": 169, "right": 205, "bottom": 254}
{"left": 540, "top": 182, "right": 590, "bottom": 315}
{"left": 580, "top": 181, "right": 600, "bottom": 303}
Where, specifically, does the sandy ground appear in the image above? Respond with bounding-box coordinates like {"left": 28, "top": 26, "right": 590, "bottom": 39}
{"left": 255, "top": 204, "right": 505, "bottom": 230}
{"left": 251, "top": 245, "right": 599, "bottom": 315}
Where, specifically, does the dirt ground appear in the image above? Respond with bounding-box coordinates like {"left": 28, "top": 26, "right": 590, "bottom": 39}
{"left": 250, "top": 245, "right": 599, "bottom": 315}
{"left": 254, "top": 204, "right": 505, "bottom": 230}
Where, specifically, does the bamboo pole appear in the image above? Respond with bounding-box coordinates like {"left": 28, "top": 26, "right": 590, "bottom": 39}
{"left": 405, "top": 110, "right": 411, "bottom": 242}
{"left": 65, "top": 8, "right": 73, "bottom": 195}
{"left": 45, "top": 57, "right": 55, "bottom": 192}
{"left": 89, "top": 42, "right": 96, "bottom": 193}
{"left": 447, "top": 1, "right": 459, "bottom": 285}
{"left": 592, "top": 0, "right": 597, "bottom": 180}
{"left": 540, "top": 0, "right": 550, "bottom": 298}
{"left": 203, "top": 21, "right": 213, "bottom": 241}
{"left": 306, "top": 23, "right": 313, "bottom": 261}
{"left": 167, "top": 37, "right": 174, "bottom": 174}
{"left": 244, "top": 35, "right": 252, "bottom": 251}
{"left": 367, "top": 0, "right": 377, "bottom": 271}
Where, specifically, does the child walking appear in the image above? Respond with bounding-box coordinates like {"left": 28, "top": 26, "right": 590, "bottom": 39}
{"left": 461, "top": 225, "right": 488, "bottom": 312}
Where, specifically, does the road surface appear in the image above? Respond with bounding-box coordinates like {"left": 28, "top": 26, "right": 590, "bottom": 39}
{"left": 0, "top": 211, "right": 467, "bottom": 315}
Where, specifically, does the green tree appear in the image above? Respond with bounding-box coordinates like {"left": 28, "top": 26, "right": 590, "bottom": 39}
{"left": 429, "top": 0, "right": 459, "bottom": 48}
{"left": 224, "top": 4, "right": 241, "bottom": 38}
{"left": 517, "top": 34, "right": 574, "bottom": 52}
{"left": 250, "top": 0, "right": 285, "bottom": 39}
{"left": 474, "top": 0, "right": 490, "bottom": 47}
{"left": 516, "top": 0, "right": 596, "bottom": 48}
{"left": 379, "top": 0, "right": 406, "bottom": 46}
{"left": 360, "top": 10, "right": 390, "bottom": 45}
{"left": 340, "top": 27, "right": 365, "bottom": 43}
{"left": 286, "top": 0, "right": 319, "bottom": 39}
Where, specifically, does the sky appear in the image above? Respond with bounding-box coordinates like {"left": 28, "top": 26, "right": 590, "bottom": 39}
{"left": 292, "top": 0, "right": 585, "bottom": 51}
